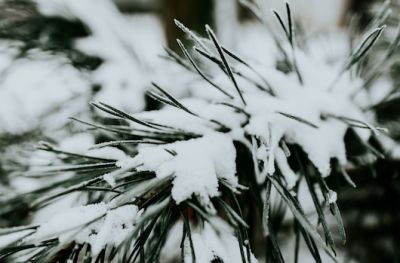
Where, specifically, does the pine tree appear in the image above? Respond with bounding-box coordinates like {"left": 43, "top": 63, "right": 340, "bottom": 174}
{"left": 0, "top": 0, "right": 399, "bottom": 262}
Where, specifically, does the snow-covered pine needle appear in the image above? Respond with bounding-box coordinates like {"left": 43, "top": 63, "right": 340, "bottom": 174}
{"left": 346, "top": 26, "right": 386, "bottom": 71}
{"left": 162, "top": 46, "right": 192, "bottom": 71}
{"left": 276, "top": 111, "right": 319, "bottom": 129}
{"left": 150, "top": 82, "right": 199, "bottom": 117}
{"left": 205, "top": 25, "right": 247, "bottom": 105}
{"left": 330, "top": 25, "right": 386, "bottom": 90}
{"left": 272, "top": 3, "right": 303, "bottom": 84}
{"left": 176, "top": 38, "right": 234, "bottom": 99}
{"left": 221, "top": 46, "right": 276, "bottom": 95}
{"left": 89, "top": 139, "right": 164, "bottom": 150}
{"left": 174, "top": 19, "right": 210, "bottom": 53}
{"left": 0, "top": 1, "right": 398, "bottom": 262}
{"left": 91, "top": 102, "right": 160, "bottom": 130}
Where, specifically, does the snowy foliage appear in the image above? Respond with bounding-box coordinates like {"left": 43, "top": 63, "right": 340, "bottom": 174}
{"left": 0, "top": 0, "right": 187, "bottom": 136}
{"left": 0, "top": 1, "right": 399, "bottom": 263}
{"left": 118, "top": 132, "right": 237, "bottom": 204}
{"left": 0, "top": 48, "right": 90, "bottom": 134}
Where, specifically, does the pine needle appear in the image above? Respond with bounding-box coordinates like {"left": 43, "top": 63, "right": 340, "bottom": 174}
{"left": 176, "top": 39, "right": 234, "bottom": 99}
{"left": 205, "top": 25, "right": 247, "bottom": 105}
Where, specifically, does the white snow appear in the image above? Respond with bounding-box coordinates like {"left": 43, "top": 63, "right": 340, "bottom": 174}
{"left": 9, "top": 177, "right": 47, "bottom": 194}
{"left": 0, "top": 229, "right": 35, "bottom": 249}
{"left": 235, "top": 23, "right": 278, "bottom": 68}
{"left": 377, "top": 135, "right": 400, "bottom": 160}
{"left": 275, "top": 147, "right": 298, "bottom": 189}
{"left": 184, "top": 219, "right": 258, "bottom": 263}
{"left": 133, "top": 98, "right": 245, "bottom": 136}
{"left": 32, "top": 203, "right": 138, "bottom": 255}
{"left": 238, "top": 48, "right": 370, "bottom": 177}
{"left": 85, "top": 205, "right": 138, "bottom": 255}
{"left": 34, "top": 203, "right": 108, "bottom": 241}
{"left": 0, "top": 53, "right": 89, "bottom": 134}
{"left": 161, "top": 219, "right": 258, "bottom": 263}
{"left": 368, "top": 77, "right": 393, "bottom": 106}
{"left": 103, "top": 173, "right": 116, "bottom": 187}
{"left": 119, "top": 132, "right": 238, "bottom": 203}
{"left": 58, "top": 133, "right": 127, "bottom": 160}
{"left": 86, "top": 147, "right": 127, "bottom": 160}
{"left": 0, "top": 1, "right": 396, "bottom": 261}
{"left": 125, "top": 39, "right": 372, "bottom": 181}
{"left": 328, "top": 190, "right": 337, "bottom": 204}
{"left": 244, "top": 90, "right": 350, "bottom": 177}
{"left": 59, "top": 133, "right": 95, "bottom": 153}
{"left": 35, "top": 0, "right": 191, "bottom": 114}
{"left": 32, "top": 192, "right": 86, "bottom": 225}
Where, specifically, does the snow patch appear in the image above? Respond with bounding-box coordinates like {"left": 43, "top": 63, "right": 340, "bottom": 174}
{"left": 0, "top": 54, "right": 88, "bottom": 134}
{"left": 0, "top": 230, "right": 35, "bottom": 249}
{"left": 328, "top": 190, "right": 337, "bottom": 204}
{"left": 242, "top": 54, "right": 365, "bottom": 177}
{"left": 183, "top": 220, "right": 258, "bottom": 263}
{"left": 133, "top": 98, "right": 245, "bottom": 136}
{"left": 103, "top": 173, "right": 116, "bottom": 187}
{"left": 125, "top": 132, "right": 237, "bottom": 203}
{"left": 34, "top": 203, "right": 108, "bottom": 241}
{"left": 33, "top": 203, "right": 138, "bottom": 255}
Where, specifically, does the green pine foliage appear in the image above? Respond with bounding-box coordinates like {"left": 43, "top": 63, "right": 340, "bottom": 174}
{"left": 0, "top": 1, "right": 399, "bottom": 263}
